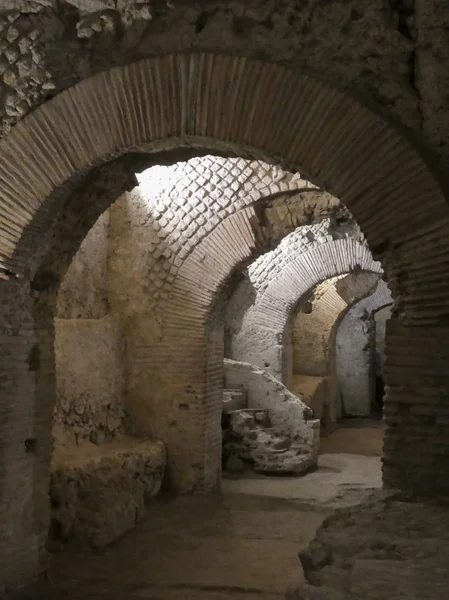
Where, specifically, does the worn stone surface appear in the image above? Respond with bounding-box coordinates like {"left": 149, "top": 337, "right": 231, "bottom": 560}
{"left": 50, "top": 438, "right": 166, "bottom": 549}
{"left": 223, "top": 408, "right": 316, "bottom": 475}
{"left": 289, "top": 492, "right": 449, "bottom": 600}
{"left": 224, "top": 359, "right": 319, "bottom": 459}
{"left": 53, "top": 316, "right": 127, "bottom": 444}
{"left": 336, "top": 281, "right": 392, "bottom": 417}
{"left": 56, "top": 211, "right": 110, "bottom": 320}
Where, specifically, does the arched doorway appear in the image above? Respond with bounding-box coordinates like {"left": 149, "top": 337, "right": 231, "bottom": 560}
{"left": 1, "top": 53, "right": 448, "bottom": 588}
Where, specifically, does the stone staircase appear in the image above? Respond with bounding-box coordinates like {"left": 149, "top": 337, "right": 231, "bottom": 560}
{"left": 222, "top": 388, "right": 315, "bottom": 475}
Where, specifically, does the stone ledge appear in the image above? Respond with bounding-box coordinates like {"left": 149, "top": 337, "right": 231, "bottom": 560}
{"left": 50, "top": 438, "right": 166, "bottom": 549}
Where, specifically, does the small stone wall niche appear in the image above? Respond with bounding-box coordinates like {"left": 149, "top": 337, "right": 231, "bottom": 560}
{"left": 53, "top": 211, "right": 129, "bottom": 449}
{"left": 50, "top": 209, "right": 166, "bottom": 550}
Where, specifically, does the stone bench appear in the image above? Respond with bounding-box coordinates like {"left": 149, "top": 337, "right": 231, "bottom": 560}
{"left": 49, "top": 437, "right": 166, "bottom": 549}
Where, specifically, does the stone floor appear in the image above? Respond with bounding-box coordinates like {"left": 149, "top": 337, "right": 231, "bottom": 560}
{"left": 19, "top": 422, "right": 384, "bottom": 599}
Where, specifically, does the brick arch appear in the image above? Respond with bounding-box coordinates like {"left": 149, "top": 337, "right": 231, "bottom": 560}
{"left": 112, "top": 155, "right": 317, "bottom": 315}
{"left": 256, "top": 240, "right": 381, "bottom": 330}
{"left": 229, "top": 238, "right": 381, "bottom": 378}
{"left": 0, "top": 52, "right": 449, "bottom": 587}
{"left": 124, "top": 184, "right": 343, "bottom": 488}
{"left": 0, "top": 53, "right": 447, "bottom": 291}
{"left": 288, "top": 271, "right": 383, "bottom": 424}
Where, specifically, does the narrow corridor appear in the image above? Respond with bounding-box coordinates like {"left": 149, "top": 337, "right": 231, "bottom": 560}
{"left": 30, "top": 425, "right": 382, "bottom": 600}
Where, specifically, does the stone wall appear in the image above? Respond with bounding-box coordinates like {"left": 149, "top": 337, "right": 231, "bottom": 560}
{"left": 50, "top": 439, "right": 165, "bottom": 550}
{"left": 57, "top": 212, "right": 110, "bottom": 320}
{"left": 291, "top": 279, "right": 347, "bottom": 377}
{"left": 336, "top": 282, "right": 392, "bottom": 417}
{"left": 50, "top": 203, "right": 168, "bottom": 552}
{"left": 336, "top": 307, "right": 374, "bottom": 417}
{"left": 287, "top": 273, "right": 380, "bottom": 424}
{"left": 53, "top": 211, "right": 128, "bottom": 445}
{"left": 53, "top": 316, "right": 126, "bottom": 446}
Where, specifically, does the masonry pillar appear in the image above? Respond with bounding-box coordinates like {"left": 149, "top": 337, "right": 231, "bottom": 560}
{"left": 0, "top": 279, "right": 53, "bottom": 589}
{"left": 383, "top": 322, "right": 449, "bottom": 494}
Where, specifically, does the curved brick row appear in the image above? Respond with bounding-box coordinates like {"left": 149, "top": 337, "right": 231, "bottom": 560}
{"left": 0, "top": 52, "right": 449, "bottom": 590}
{"left": 227, "top": 238, "right": 381, "bottom": 379}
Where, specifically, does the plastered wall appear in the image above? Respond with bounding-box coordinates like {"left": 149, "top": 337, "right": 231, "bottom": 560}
{"left": 54, "top": 212, "right": 127, "bottom": 447}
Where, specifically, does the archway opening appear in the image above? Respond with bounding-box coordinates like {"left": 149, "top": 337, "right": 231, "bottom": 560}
{"left": 0, "top": 53, "right": 448, "bottom": 595}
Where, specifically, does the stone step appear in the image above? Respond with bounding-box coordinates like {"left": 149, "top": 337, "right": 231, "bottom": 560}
{"left": 222, "top": 388, "right": 247, "bottom": 413}
{"left": 226, "top": 408, "right": 272, "bottom": 431}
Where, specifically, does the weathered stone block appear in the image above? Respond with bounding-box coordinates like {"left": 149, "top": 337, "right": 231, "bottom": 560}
{"left": 49, "top": 439, "right": 165, "bottom": 549}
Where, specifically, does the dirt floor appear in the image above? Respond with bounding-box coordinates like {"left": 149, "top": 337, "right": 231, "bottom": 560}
{"left": 19, "top": 422, "right": 384, "bottom": 600}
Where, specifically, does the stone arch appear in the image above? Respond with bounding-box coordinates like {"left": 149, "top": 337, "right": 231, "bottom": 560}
{"left": 1, "top": 52, "right": 449, "bottom": 589}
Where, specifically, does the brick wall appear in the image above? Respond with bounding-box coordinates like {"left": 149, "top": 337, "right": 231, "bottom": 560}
{"left": 0, "top": 52, "right": 449, "bottom": 590}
